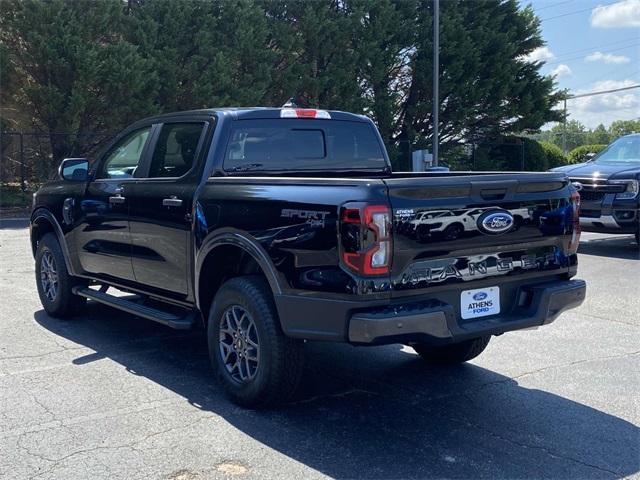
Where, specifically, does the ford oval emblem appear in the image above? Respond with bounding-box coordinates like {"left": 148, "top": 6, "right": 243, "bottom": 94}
{"left": 473, "top": 292, "right": 488, "bottom": 301}
{"left": 477, "top": 210, "right": 514, "bottom": 235}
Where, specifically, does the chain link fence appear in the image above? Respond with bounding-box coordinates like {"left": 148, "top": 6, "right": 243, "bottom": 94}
{"left": 1, "top": 131, "right": 113, "bottom": 190}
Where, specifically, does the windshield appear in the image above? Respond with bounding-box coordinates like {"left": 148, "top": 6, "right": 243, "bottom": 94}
{"left": 593, "top": 136, "right": 640, "bottom": 164}
{"left": 223, "top": 119, "right": 387, "bottom": 172}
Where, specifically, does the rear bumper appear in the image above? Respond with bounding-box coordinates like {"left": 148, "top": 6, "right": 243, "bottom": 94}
{"left": 275, "top": 278, "right": 586, "bottom": 345}
{"left": 347, "top": 279, "right": 585, "bottom": 345}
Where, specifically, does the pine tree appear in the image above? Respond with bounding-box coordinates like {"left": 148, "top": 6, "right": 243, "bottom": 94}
{"left": 1, "top": 0, "right": 157, "bottom": 164}
{"left": 1, "top": 0, "right": 565, "bottom": 173}
{"left": 260, "top": 1, "right": 364, "bottom": 110}
{"left": 352, "top": 0, "right": 417, "bottom": 146}
{"left": 392, "top": 0, "right": 562, "bottom": 167}
{"left": 127, "top": 0, "right": 275, "bottom": 110}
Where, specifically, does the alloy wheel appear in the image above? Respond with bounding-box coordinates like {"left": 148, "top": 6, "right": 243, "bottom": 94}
{"left": 219, "top": 305, "right": 260, "bottom": 383}
{"left": 40, "top": 250, "right": 58, "bottom": 302}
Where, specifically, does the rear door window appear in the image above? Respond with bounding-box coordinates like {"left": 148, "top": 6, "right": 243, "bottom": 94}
{"left": 223, "top": 119, "right": 386, "bottom": 172}
{"left": 147, "top": 122, "right": 205, "bottom": 178}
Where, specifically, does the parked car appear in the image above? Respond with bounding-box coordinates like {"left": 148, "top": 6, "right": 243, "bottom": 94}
{"left": 551, "top": 133, "right": 640, "bottom": 247}
{"left": 30, "top": 107, "right": 586, "bottom": 406}
{"left": 408, "top": 207, "right": 531, "bottom": 241}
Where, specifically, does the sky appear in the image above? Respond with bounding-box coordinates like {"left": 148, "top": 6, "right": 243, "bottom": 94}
{"left": 523, "top": 0, "right": 640, "bottom": 129}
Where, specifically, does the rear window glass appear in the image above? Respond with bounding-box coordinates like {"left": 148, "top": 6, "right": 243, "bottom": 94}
{"left": 223, "top": 119, "right": 386, "bottom": 172}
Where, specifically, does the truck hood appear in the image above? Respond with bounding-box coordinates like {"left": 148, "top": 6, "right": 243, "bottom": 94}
{"left": 551, "top": 162, "right": 640, "bottom": 179}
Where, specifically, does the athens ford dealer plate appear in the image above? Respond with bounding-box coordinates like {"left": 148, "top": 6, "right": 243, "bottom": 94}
{"left": 461, "top": 286, "right": 500, "bottom": 319}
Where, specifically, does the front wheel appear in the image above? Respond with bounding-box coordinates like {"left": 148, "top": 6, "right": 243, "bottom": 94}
{"left": 412, "top": 336, "right": 491, "bottom": 364}
{"left": 207, "top": 276, "right": 304, "bottom": 407}
{"left": 35, "top": 233, "right": 86, "bottom": 318}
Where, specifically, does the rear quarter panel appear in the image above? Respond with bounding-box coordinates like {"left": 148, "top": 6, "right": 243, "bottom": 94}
{"left": 195, "top": 177, "right": 391, "bottom": 299}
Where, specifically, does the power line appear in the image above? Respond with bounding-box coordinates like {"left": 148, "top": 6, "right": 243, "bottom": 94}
{"left": 540, "top": 0, "right": 618, "bottom": 21}
{"left": 545, "top": 43, "right": 640, "bottom": 66}
{"left": 560, "top": 84, "right": 639, "bottom": 150}
{"left": 571, "top": 63, "right": 640, "bottom": 90}
{"left": 551, "top": 36, "right": 640, "bottom": 59}
{"left": 567, "top": 84, "right": 640, "bottom": 99}
{"left": 530, "top": 0, "right": 574, "bottom": 12}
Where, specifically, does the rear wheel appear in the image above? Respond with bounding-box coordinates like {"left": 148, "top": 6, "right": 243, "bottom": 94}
{"left": 207, "top": 276, "right": 304, "bottom": 407}
{"left": 412, "top": 336, "right": 491, "bottom": 364}
{"left": 35, "top": 233, "right": 86, "bottom": 318}
{"left": 443, "top": 223, "right": 463, "bottom": 240}
{"left": 416, "top": 226, "right": 430, "bottom": 243}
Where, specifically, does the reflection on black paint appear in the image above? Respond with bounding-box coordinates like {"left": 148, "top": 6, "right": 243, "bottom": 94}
{"left": 394, "top": 201, "right": 576, "bottom": 245}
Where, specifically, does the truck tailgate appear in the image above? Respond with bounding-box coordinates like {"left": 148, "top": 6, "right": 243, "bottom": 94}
{"left": 384, "top": 172, "right": 578, "bottom": 298}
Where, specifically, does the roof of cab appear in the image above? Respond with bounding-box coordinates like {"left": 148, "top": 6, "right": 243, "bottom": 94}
{"left": 138, "top": 107, "right": 369, "bottom": 124}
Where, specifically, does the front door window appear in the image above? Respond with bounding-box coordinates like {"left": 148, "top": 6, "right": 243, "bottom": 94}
{"left": 98, "top": 127, "right": 151, "bottom": 179}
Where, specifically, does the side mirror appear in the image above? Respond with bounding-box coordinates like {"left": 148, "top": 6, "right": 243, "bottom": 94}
{"left": 585, "top": 152, "right": 596, "bottom": 160}
{"left": 59, "top": 158, "right": 89, "bottom": 181}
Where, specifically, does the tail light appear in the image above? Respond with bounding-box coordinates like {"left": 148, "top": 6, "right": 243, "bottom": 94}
{"left": 340, "top": 203, "right": 392, "bottom": 275}
{"left": 568, "top": 190, "right": 581, "bottom": 254}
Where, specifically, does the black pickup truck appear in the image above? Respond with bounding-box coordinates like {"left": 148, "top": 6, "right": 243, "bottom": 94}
{"left": 551, "top": 133, "right": 640, "bottom": 247}
{"left": 31, "top": 107, "right": 586, "bottom": 406}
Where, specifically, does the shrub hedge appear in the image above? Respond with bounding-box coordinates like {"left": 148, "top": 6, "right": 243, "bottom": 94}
{"left": 568, "top": 144, "right": 607, "bottom": 164}
{"left": 540, "top": 141, "right": 568, "bottom": 169}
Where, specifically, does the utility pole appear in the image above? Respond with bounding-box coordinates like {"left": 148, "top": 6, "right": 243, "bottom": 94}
{"left": 432, "top": 0, "right": 439, "bottom": 166}
{"left": 562, "top": 96, "right": 567, "bottom": 154}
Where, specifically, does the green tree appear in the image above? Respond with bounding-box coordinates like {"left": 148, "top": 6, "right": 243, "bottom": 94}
{"left": 568, "top": 144, "right": 607, "bottom": 164}
{"left": 586, "top": 124, "right": 610, "bottom": 145}
{"left": 0, "top": 0, "right": 157, "bottom": 164}
{"left": 260, "top": 1, "right": 365, "bottom": 111}
{"left": 351, "top": 0, "right": 416, "bottom": 146}
{"left": 537, "top": 120, "right": 588, "bottom": 152}
{"left": 396, "top": 0, "right": 561, "bottom": 168}
{"left": 128, "top": 0, "right": 276, "bottom": 111}
{"left": 608, "top": 120, "right": 640, "bottom": 140}
{"left": 1, "top": 0, "right": 567, "bottom": 175}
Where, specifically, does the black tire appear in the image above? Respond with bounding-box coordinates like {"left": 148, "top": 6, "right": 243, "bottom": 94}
{"left": 513, "top": 215, "right": 523, "bottom": 230}
{"left": 416, "top": 225, "right": 430, "bottom": 243}
{"left": 35, "top": 233, "right": 86, "bottom": 318}
{"left": 635, "top": 221, "right": 639, "bottom": 248}
{"left": 207, "top": 275, "right": 304, "bottom": 407}
{"left": 413, "top": 336, "right": 491, "bottom": 364}
{"left": 443, "top": 223, "right": 463, "bottom": 240}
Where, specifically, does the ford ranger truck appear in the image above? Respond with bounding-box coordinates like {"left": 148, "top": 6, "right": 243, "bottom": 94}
{"left": 551, "top": 133, "right": 640, "bottom": 248}
{"left": 30, "top": 107, "right": 586, "bottom": 406}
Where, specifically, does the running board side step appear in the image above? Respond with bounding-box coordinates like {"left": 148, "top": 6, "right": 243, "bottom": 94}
{"left": 72, "top": 287, "right": 196, "bottom": 330}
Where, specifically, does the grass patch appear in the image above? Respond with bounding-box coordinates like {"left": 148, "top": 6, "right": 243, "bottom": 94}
{"left": 0, "top": 183, "right": 34, "bottom": 208}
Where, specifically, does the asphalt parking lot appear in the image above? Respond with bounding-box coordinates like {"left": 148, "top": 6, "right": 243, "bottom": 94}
{"left": 0, "top": 218, "right": 638, "bottom": 480}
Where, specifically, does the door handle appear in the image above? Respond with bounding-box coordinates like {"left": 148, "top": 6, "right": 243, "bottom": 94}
{"left": 109, "top": 195, "right": 125, "bottom": 205}
{"left": 163, "top": 197, "right": 183, "bottom": 207}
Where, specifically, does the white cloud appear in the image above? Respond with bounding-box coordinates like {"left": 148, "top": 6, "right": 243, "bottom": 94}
{"left": 568, "top": 79, "right": 640, "bottom": 128}
{"left": 551, "top": 64, "right": 572, "bottom": 78}
{"left": 584, "top": 51, "right": 631, "bottom": 64}
{"left": 591, "top": 0, "right": 640, "bottom": 28}
{"left": 524, "top": 46, "right": 555, "bottom": 63}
